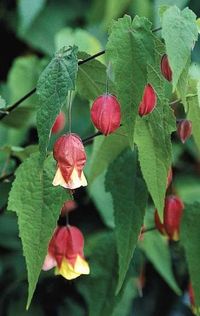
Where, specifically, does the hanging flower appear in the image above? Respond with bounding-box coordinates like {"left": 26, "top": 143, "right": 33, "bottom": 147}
{"left": 161, "top": 54, "right": 172, "bottom": 82}
{"left": 138, "top": 84, "right": 157, "bottom": 117}
{"left": 53, "top": 133, "right": 87, "bottom": 189}
{"left": 90, "top": 94, "right": 121, "bottom": 135}
{"left": 42, "top": 225, "right": 90, "bottom": 280}
{"left": 154, "top": 195, "right": 184, "bottom": 241}
{"left": 52, "top": 112, "right": 66, "bottom": 134}
{"left": 177, "top": 119, "right": 192, "bottom": 143}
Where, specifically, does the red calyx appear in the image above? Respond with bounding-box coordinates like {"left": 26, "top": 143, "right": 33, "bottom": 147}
{"left": 161, "top": 54, "right": 172, "bottom": 82}
{"left": 48, "top": 226, "right": 84, "bottom": 267}
{"left": 138, "top": 84, "right": 157, "bottom": 117}
{"left": 90, "top": 94, "right": 121, "bottom": 135}
{"left": 177, "top": 119, "right": 192, "bottom": 143}
{"left": 164, "top": 195, "right": 184, "bottom": 241}
{"left": 53, "top": 133, "right": 86, "bottom": 182}
{"left": 52, "top": 112, "right": 66, "bottom": 134}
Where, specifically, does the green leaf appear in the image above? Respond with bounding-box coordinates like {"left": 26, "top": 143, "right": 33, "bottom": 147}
{"left": 0, "top": 145, "right": 38, "bottom": 161}
{"left": 134, "top": 40, "right": 176, "bottom": 218}
{"left": 180, "top": 202, "right": 200, "bottom": 310}
{"left": 141, "top": 230, "right": 181, "bottom": 295}
{"left": 77, "top": 232, "right": 127, "bottom": 316}
{"left": 102, "top": 0, "right": 131, "bottom": 28}
{"left": 88, "top": 127, "right": 128, "bottom": 183}
{"left": 106, "top": 15, "right": 154, "bottom": 147}
{"left": 2, "top": 56, "right": 45, "bottom": 128}
{"left": 187, "top": 95, "right": 200, "bottom": 152}
{"left": 8, "top": 152, "right": 69, "bottom": 308}
{"left": 18, "top": 0, "right": 46, "bottom": 34}
{"left": 77, "top": 52, "right": 109, "bottom": 101}
{"left": 105, "top": 149, "right": 148, "bottom": 293}
{"left": 161, "top": 6, "right": 198, "bottom": 90}
{"left": 36, "top": 46, "right": 78, "bottom": 161}
{"left": 55, "top": 28, "right": 102, "bottom": 55}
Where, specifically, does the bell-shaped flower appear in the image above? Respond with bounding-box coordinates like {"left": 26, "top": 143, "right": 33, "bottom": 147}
{"left": 177, "top": 119, "right": 192, "bottom": 143}
{"left": 90, "top": 94, "right": 121, "bottom": 135}
{"left": 42, "top": 225, "right": 90, "bottom": 280}
{"left": 161, "top": 54, "right": 172, "bottom": 82}
{"left": 138, "top": 84, "right": 157, "bottom": 117}
{"left": 53, "top": 133, "right": 87, "bottom": 189}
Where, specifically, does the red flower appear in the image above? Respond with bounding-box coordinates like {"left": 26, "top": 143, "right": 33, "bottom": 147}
{"left": 161, "top": 54, "right": 172, "bottom": 82}
{"left": 42, "top": 226, "right": 90, "bottom": 280}
{"left": 52, "top": 112, "right": 66, "bottom": 134}
{"left": 53, "top": 133, "right": 87, "bottom": 189}
{"left": 154, "top": 195, "right": 184, "bottom": 241}
{"left": 90, "top": 94, "right": 121, "bottom": 135}
{"left": 138, "top": 84, "right": 157, "bottom": 117}
{"left": 177, "top": 119, "right": 192, "bottom": 143}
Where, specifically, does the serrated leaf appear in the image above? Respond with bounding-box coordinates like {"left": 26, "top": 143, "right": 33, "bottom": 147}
{"left": 134, "top": 40, "right": 176, "bottom": 218}
{"left": 8, "top": 152, "right": 69, "bottom": 308}
{"left": 187, "top": 95, "right": 200, "bottom": 152}
{"left": 105, "top": 149, "right": 148, "bottom": 293}
{"left": 161, "top": 6, "right": 198, "bottom": 90}
{"left": 36, "top": 46, "right": 78, "bottom": 161}
{"left": 180, "top": 202, "right": 200, "bottom": 310}
{"left": 106, "top": 15, "right": 154, "bottom": 147}
{"left": 77, "top": 52, "right": 108, "bottom": 101}
{"left": 77, "top": 232, "right": 127, "bottom": 316}
{"left": 88, "top": 127, "right": 129, "bottom": 183}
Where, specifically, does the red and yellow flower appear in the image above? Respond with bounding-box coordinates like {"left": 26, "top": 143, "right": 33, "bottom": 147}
{"left": 42, "top": 225, "right": 90, "bottom": 280}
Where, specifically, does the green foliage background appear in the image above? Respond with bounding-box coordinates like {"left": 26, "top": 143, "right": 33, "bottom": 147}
{"left": 0, "top": 0, "right": 200, "bottom": 315}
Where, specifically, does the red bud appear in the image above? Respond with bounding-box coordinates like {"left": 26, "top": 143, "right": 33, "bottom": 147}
{"left": 161, "top": 54, "right": 172, "bottom": 82}
{"left": 90, "top": 94, "right": 121, "bottom": 135}
{"left": 52, "top": 112, "right": 66, "bottom": 134}
{"left": 164, "top": 195, "right": 184, "bottom": 241}
{"left": 188, "top": 283, "right": 195, "bottom": 307}
{"left": 61, "top": 200, "right": 77, "bottom": 216}
{"left": 177, "top": 119, "right": 192, "bottom": 143}
{"left": 138, "top": 84, "right": 157, "bottom": 117}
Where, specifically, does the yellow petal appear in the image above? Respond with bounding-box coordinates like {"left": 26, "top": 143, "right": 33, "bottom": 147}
{"left": 65, "top": 168, "right": 87, "bottom": 190}
{"left": 55, "top": 256, "right": 90, "bottom": 280}
{"left": 74, "top": 255, "right": 90, "bottom": 275}
{"left": 52, "top": 167, "right": 68, "bottom": 188}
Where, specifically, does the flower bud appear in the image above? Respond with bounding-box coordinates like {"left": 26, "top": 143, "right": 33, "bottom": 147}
{"left": 138, "top": 84, "right": 157, "bottom": 117}
{"left": 161, "top": 54, "right": 172, "bottom": 82}
{"left": 53, "top": 133, "right": 87, "bottom": 189}
{"left": 155, "top": 195, "right": 184, "bottom": 240}
{"left": 90, "top": 94, "right": 121, "bottom": 135}
{"left": 177, "top": 119, "right": 192, "bottom": 143}
{"left": 164, "top": 195, "right": 184, "bottom": 241}
{"left": 42, "top": 225, "right": 90, "bottom": 280}
{"left": 52, "top": 112, "right": 66, "bottom": 134}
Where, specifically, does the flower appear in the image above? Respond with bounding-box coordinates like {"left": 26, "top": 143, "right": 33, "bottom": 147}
{"left": 90, "top": 94, "right": 121, "bottom": 135}
{"left": 52, "top": 112, "right": 66, "bottom": 134}
{"left": 161, "top": 54, "right": 172, "bottom": 82}
{"left": 177, "top": 119, "right": 192, "bottom": 143}
{"left": 61, "top": 200, "right": 77, "bottom": 216}
{"left": 138, "top": 84, "right": 157, "bottom": 117}
{"left": 42, "top": 225, "right": 90, "bottom": 280}
{"left": 154, "top": 195, "right": 184, "bottom": 241}
{"left": 53, "top": 133, "right": 87, "bottom": 189}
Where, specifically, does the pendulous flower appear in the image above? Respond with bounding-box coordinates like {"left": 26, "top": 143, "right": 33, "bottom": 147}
{"left": 90, "top": 94, "right": 121, "bottom": 135}
{"left": 154, "top": 195, "right": 184, "bottom": 241}
{"left": 53, "top": 133, "right": 87, "bottom": 189}
{"left": 138, "top": 84, "right": 157, "bottom": 117}
{"left": 42, "top": 225, "right": 90, "bottom": 280}
{"left": 161, "top": 54, "right": 172, "bottom": 82}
